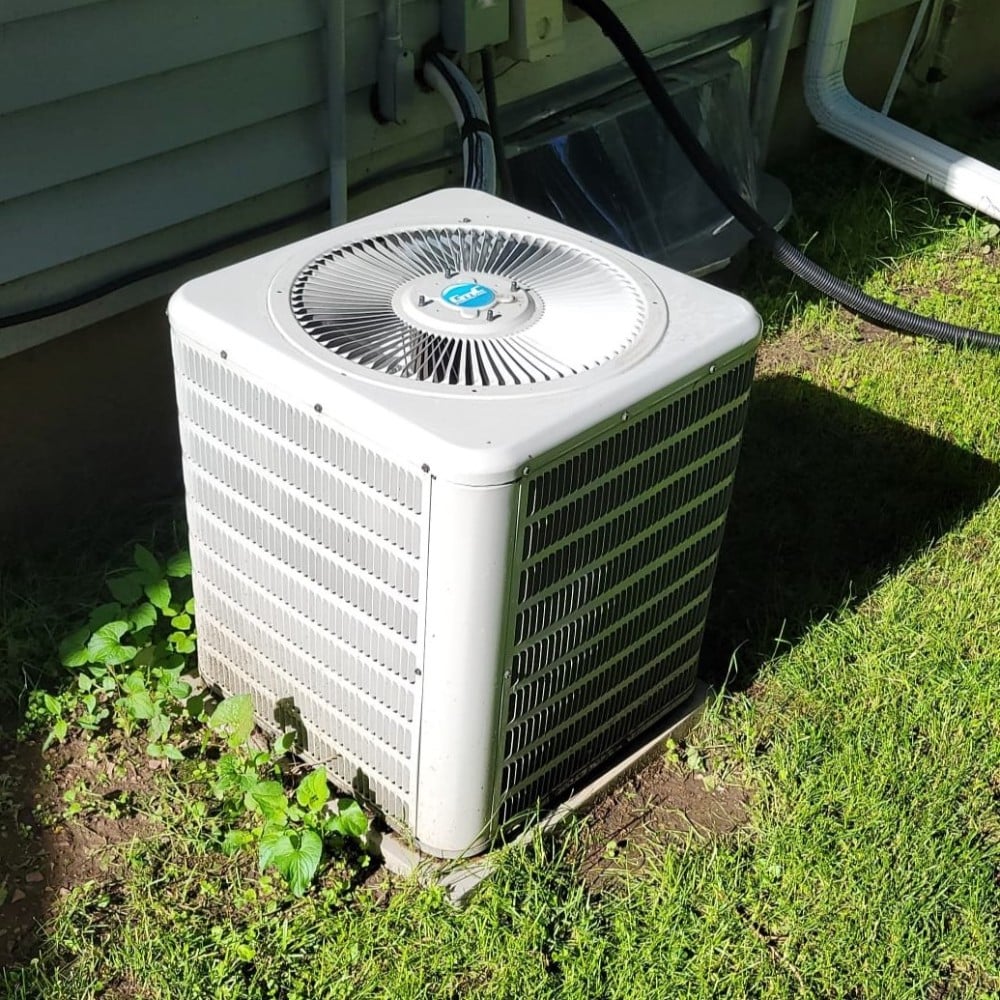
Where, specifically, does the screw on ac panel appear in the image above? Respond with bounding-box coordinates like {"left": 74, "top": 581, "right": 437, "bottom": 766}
{"left": 417, "top": 294, "right": 429, "bottom": 307}
{"left": 621, "top": 411, "right": 629, "bottom": 421}
{"left": 220, "top": 350, "right": 228, "bottom": 360}
{"left": 314, "top": 403, "right": 323, "bottom": 413}
{"left": 460, "top": 217, "right": 471, "bottom": 223}
{"left": 486, "top": 309, "right": 499, "bottom": 322}
{"left": 709, "top": 364, "right": 717, "bottom": 374}
{"left": 446, "top": 268, "right": 458, "bottom": 279}
{"left": 421, "top": 463, "right": 430, "bottom": 473}
{"left": 522, "top": 466, "right": 530, "bottom": 475}
{"left": 510, "top": 280, "right": 520, "bottom": 292}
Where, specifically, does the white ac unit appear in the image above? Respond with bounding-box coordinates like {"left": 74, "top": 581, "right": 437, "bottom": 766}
{"left": 168, "top": 189, "right": 760, "bottom": 858}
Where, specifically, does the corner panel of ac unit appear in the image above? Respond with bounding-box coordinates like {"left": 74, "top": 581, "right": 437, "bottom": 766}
{"left": 412, "top": 477, "right": 519, "bottom": 857}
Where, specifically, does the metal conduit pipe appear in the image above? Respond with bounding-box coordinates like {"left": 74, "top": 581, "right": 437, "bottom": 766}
{"left": 803, "top": 0, "right": 1000, "bottom": 221}
{"left": 880, "top": 0, "right": 932, "bottom": 114}
{"left": 752, "top": 0, "right": 800, "bottom": 165}
{"left": 323, "top": 0, "right": 349, "bottom": 225}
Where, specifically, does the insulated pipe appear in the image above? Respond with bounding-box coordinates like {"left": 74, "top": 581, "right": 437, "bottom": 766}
{"left": 323, "top": 0, "right": 349, "bottom": 225}
{"left": 804, "top": 0, "right": 1000, "bottom": 221}
{"left": 481, "top": 46, "right": 514, "bottom": 198}
{"left": 423, "top": 54, "right": 498, "bottom": 195}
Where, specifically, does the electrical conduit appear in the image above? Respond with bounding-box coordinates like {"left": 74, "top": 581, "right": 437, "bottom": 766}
{"left": 423, "top": 53, "right": 498, "bottom": 195}
{"left": 323, "top": 0, "right": 349, "bottom": 225}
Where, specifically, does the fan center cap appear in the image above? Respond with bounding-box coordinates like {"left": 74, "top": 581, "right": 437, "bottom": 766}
{"left": 393, "top": 272, "right": 540, "bottom": 337}
{"left": 440, "top": 281, "right": 497, "bottom": 311}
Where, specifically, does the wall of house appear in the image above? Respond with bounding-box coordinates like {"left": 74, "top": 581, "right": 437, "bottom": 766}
{"left": 1, "top": 0, "right": 997, "bottom": 552}
{"left": 0, "top": 0, "right": 925, "bottom": 347}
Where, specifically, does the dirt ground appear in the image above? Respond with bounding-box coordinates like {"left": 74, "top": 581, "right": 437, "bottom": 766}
{"left": 0, "top": 732, "right": 158, "bottom": 967}
{"left": 755, "top": 317, "right": 903, "bottom": 375}
{"left": 0, "top": 715, "right": 749, "bottom": 969}
{"left": 574, "top": 753, "right": 749, "bottom": 885}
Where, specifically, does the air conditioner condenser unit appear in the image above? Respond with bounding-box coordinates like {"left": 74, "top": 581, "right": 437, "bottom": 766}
{"left": 168, "top": 188, "right": 760, "bottom": 857}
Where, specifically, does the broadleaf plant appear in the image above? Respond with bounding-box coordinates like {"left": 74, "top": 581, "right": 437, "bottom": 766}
{"left": 207, "top": 693, "right": 254, "bottom": 749}
{"left": 204, "top": 706, "right": 369, "bottom": 896}
{"left": 39, "top": 543, "right": 198, "bottom": 754}
{"left": 39, "top": 540, "right": 370, "bottom": 898}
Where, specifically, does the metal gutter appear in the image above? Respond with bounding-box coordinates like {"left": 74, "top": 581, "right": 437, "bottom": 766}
{"left": 803, "top": 0, "right": 1000, "bottom": 220}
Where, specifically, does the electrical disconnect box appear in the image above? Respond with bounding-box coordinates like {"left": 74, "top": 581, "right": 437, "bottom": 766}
{"left": 441, "top": 0, "right": 510, "bottom": 53}
{"left": 503, "top": 0, "right": 565, "bottom": 61}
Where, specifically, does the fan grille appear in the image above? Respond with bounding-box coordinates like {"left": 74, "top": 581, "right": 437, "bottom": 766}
{"left": 288, "top": 227, "right": 650, "bottom": 387}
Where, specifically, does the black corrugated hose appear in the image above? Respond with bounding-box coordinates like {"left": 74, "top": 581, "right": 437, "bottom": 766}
{"left": 570, "top": 0, "right": 1000, "bottom": 353}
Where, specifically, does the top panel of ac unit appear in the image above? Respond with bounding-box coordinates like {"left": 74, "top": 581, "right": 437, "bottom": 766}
{"left": 168, "top": 189, "right": 760, "bottom": 485}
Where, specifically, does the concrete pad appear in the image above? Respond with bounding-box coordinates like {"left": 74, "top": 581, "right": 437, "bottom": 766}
{"left": 376, "top": 681, "right": 713, "bottom": 904}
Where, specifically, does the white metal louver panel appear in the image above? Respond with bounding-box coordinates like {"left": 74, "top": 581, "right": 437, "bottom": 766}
{"left": 496, "top": 359, "right": 756, "bottom": 828}
{"left": 168, "top": 186, "right": 764, "bottom": 856}
{"left": 172, "top": 337, "right": 430, "bottom": 826}
{"left": 287, "top": 227, "right": 649, "bottom": 387}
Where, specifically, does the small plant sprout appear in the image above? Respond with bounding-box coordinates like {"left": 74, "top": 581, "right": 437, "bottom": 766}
{"left": 206, "top": 696, "right": 368, "bottom": 895}
{"left": 35, "top": 543, "right": 370, "bottom": 898}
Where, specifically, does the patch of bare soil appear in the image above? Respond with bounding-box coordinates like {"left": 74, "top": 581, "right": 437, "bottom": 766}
{"left": 575, "top": 754, "right": 749, "bottom": 886}
{"left": 928, "top": 958, "right": 1000, "bottom": 1000}
{"left": 754, "top": 234, "right": 1000, "bottom": 377}
{"left": 755, "top": 317, "right": 905, "bottom": 376}
{"left": 0, "top": 731, "right": 159, "bottom": 967}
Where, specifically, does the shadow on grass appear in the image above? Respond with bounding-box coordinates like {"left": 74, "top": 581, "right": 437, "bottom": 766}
{"left": 701, "top": 374, "right": 1000, "bottom": 686}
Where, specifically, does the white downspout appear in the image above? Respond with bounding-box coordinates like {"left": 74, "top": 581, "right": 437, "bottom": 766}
{"left": 803, "top": 0, "right": 1000, "bottom": 221}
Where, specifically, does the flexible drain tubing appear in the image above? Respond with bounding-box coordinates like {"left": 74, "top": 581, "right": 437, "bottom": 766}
{"left": 570, "top": 0, "right": 1000, "bottom": 353}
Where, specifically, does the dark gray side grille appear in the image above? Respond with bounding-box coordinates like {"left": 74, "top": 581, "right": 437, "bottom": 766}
{"left": 498, "top": 359, "right": 755, "bottom": 827}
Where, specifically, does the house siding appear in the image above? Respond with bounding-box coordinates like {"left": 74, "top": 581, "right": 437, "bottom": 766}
{"left": 0, "top": 0, "right": 927, "bottom": 335}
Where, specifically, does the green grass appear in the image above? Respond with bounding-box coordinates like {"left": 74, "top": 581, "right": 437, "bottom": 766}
{"left": 4, "top": 139, "right": 1000, "bottom": 998}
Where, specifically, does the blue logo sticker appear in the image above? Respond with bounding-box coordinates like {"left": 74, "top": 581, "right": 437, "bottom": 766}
{"left": 441, "top": 281, "right": 497, "bottom": 310}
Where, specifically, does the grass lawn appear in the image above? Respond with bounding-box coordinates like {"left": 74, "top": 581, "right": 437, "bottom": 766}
{"left": 3, "top": 131, "right": 1000, "bottom": 998}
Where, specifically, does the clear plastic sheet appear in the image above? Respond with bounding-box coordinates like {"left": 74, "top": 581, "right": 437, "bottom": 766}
{"left": 508, "top": 42, "right": 759, "bottom": 272}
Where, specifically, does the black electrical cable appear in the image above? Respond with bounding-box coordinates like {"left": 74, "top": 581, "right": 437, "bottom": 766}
{"left": 426, "top": 52, "right": 476, "bottom": 188}
{"left": 481, "top": 46, "right": 515, "bottom": 199}
{"left": 570, "top": 0, "right": 1000, "bottom": 353}
{"left": 425, "top": 51, "right": 495, "bottom": 192}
